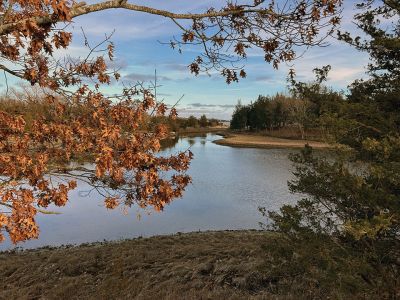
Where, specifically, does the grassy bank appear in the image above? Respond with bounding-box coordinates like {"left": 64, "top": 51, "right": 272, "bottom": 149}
{"left": 0, "top": 230, "right": 275, "bottom": 300}
{"left": 214, "top": 133, "right": 332, "bottom": 149}
{"left": 0, "top": 230, "right": 391, "bottom": 299}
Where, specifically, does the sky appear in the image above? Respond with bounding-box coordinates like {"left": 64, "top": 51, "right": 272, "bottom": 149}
{"left": 1, "top": 1, "right": 370, "bottom": 120}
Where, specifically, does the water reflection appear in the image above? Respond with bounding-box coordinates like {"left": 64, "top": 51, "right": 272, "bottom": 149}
{"left": 160, "top": 136, "right": 179, "bottom": 150}
{"left": 187, "top": 138, "right": 196, "bottom": 147}
{"left": 1, "top": 134, "right": 300, "bottom": 250}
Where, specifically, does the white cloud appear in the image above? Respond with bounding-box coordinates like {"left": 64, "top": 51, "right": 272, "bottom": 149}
{"left": 328, "top": 67, "right": 366, "bottom": 83}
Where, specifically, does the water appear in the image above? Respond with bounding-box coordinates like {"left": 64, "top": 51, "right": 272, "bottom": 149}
{"left": 1, "top": 134, "right": 300, "bottom": 250}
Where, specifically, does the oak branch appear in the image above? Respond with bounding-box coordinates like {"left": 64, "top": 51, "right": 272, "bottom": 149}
{"left": 0, "top": 0, "right": 342, "bottom": 85}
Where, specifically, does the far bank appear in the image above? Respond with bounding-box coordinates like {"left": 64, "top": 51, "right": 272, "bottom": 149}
{"left": 214, "top": 133, "right": 333, "bottom": 149}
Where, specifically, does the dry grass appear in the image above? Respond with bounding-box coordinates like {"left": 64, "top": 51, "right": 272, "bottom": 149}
{"left": 214, "top": 133, "right": 332, "bottom": 149}
{"left": 0, "top": 230, "right": 285, "bottom": 300}
{"left": 0, "top": 230, "right": 386, "bottom": 299}
{"left": 177, "top": 126, "right": 228, "bottom": 135}
{"left": 264, "top": 127, "right": 324, "bottom": 141}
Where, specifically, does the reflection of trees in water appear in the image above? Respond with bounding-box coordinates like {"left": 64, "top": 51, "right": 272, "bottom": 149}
{"left": 188, "top": 139, "right": 196, "bottom": 146}
{"left": 182, "top": 133, "right": 207, "bottom": 138}
{"left": 160, "top": 134, "right": 209, "bottom": 150}
{"left": 160, "top": 137, "right": 179, "bottom": 150}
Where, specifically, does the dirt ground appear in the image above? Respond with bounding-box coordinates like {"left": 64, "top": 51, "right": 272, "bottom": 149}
{"left": 0, "top": 230, "right": 286, "bottom": 300}
{"left": 214, "top": 133, "right": 332, "bottom": 149}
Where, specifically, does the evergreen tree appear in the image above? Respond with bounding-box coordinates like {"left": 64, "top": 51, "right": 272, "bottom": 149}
{"left": 265, "top": 1, "right": 400, "bottom": 296}
{"left": 186, "top": 115, "right": 199, "bottom": 128}
{"left": 199, "top": 115, "right": 208, "bottom": 127}
{"left": 247, "top": 96, "right": 272, "bottom": 130}
{"left": 230, "top": 101, "right": 248, "bottom": 130}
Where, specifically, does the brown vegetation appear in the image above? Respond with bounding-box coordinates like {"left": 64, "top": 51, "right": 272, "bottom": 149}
{"left": 0, "top": 0, "right": 342, "bottom": 85}
{"left": 0, "top": 88, "right": 192, "bottom": 244}
{"left": 1, "top": 229, "right": 388, "bottom": 299}
{"left": 177, "top": 126, "right": 227, "bottom": 135}
{"left": 0, "top": 231, "right": 274, "bottom": 300}
{"left": 263, "top": 127, "right": 324, "bottom": 141}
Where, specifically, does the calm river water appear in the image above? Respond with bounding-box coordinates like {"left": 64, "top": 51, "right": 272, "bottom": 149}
{"left": 1, "top": 134, "right": 300, "bottom": 250}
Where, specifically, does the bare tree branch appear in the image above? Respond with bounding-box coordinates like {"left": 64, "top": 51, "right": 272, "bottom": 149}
{"left": 0, "top": 0, "right": 280, "bottom": 36}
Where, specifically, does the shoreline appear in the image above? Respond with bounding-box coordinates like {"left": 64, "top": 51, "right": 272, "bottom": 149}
{"left": 177, "top": 127, "right": 228, "bottom": 136}
{"left": 213, "top": 133, "right": 333, "bottom": 149}
{"left": 0, "top": 229, "right": 264, "bottom": 253}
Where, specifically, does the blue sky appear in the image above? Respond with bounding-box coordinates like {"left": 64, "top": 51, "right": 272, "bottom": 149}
{"left": 1, "top": 1, "right": 370, "bottom": 120}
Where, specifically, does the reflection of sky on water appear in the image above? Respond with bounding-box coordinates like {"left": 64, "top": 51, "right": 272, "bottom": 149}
{"left": 1, "top": 134, "right": 300, "bottom": 250}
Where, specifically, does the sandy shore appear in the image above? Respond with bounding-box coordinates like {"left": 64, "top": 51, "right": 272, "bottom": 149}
{"left": 214, "top": 133, "right": 332, "bottom": 149}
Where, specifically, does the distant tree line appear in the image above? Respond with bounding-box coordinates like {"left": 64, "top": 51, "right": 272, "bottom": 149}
{"left": 151, "top": 114, "right": 222, "bottom": 132}
{"left": 230, "top": 88, "right": 343, "bottom": 139}
{"left": 0, "top": 89, "right": 222, "bottom": 135}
